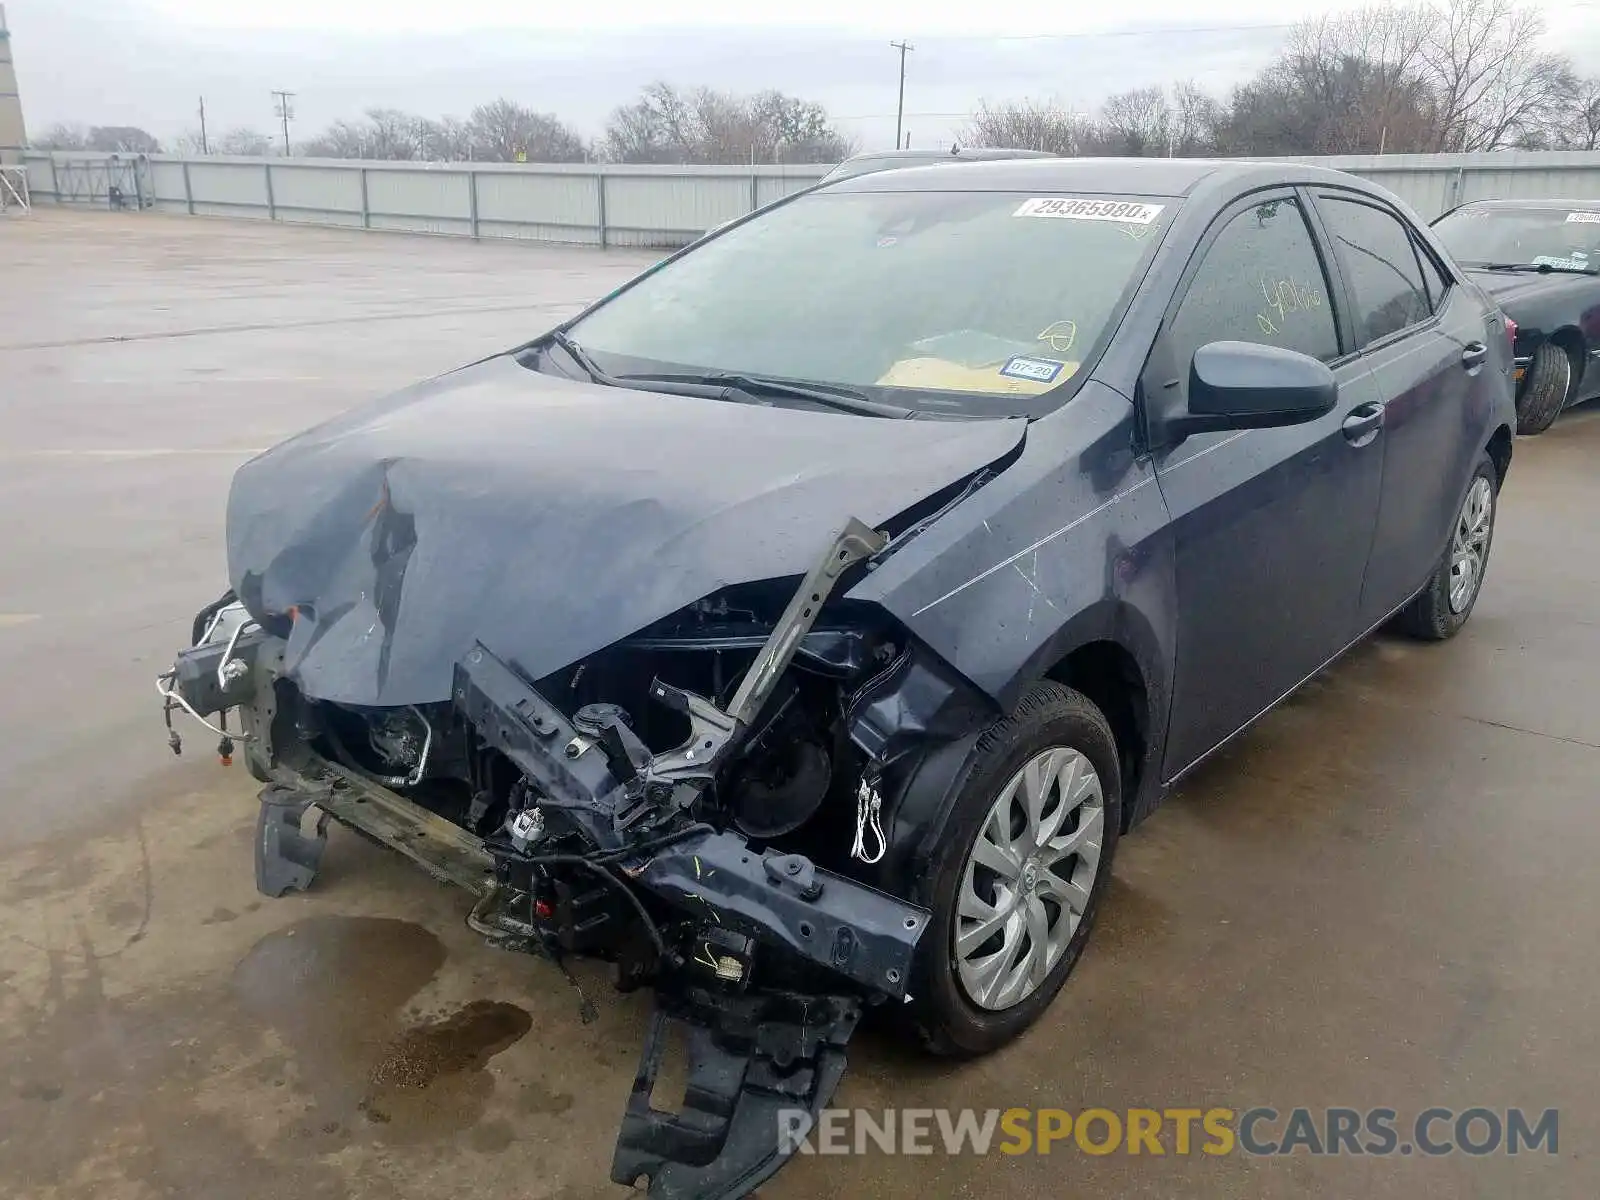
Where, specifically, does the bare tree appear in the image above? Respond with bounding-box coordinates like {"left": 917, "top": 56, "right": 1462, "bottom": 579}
{"left": 86, "top": 126, "right": 161, "bottom": 154}
{"left": 747, "top": 90, "right": 856, "bottom": 162}
{"left": 170, "top": 129, "right": 208, "bottom": 156}
{"left": 604, "top": 83, "right": 717, "bottom": 163}
{"left": 299, "top": 120, "right": 366, "bottom": 159}
{"left": 361, "top": 108, "right": 427, "bottom": 160}
{"left": 1090, "top": 87, "right": 1168, "bottom": 156}
{"left": 964, "top": 99, "right": 1090, "bottom": 154}
{"left": 1423, "top": 0, "right": 1573, "bottom": 150}
{"left": 603, "top": 82, "right": 852, "bottom": 163}
{"left": 1072, "top": 83, "right": 1225, "bottom": 157}
{"left": 30, "top": 123, "right": 90, "bottom": 150}
{"left": 216, "top": 128, "right": 272, "bottom": 156}
{"left": 468, "top": 99, "right": 586, "bottom": 162}
{"left": 1292, "top": 5, "right": 1438, "bottom": 150}
{"left": 1199, "top": 0, "right": 1576, "bottom": 154}
{"left": 1222, "top": 49, "right": 1435, "bottom": 155}
{"left": 1216, "top": 1, "right": 1483, "bottom": 154}
{"left": 1554, "top": 77, "right": 1600, "bottom": 150}
{"left": 1170, "top": 82, "right": 1226, "bottom": 155}
{"left": 419, "top": 116, "right": 474, "bottom": 161}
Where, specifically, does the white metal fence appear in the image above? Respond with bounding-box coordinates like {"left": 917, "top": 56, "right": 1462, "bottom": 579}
{"left": 19, "top": 152, "right": 829, "bottom": 247}
{"left": 20, "top": 149, "right": 1600, "bottom": 246}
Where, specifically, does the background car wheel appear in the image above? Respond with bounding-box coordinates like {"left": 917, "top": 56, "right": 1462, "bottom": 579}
{"left": 1516, "top": 342, "right": 1572, "bottom": 435}
{"left": 1397, "top": 453, "right": 1498, "bottom": 641}
{"left": 911, "top": 681, "right": 1121, "bottom": 1058}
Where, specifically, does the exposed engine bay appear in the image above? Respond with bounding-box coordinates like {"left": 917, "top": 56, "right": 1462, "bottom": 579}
{"left": 159, "top": 517, "right": 999, "bottom": 1199}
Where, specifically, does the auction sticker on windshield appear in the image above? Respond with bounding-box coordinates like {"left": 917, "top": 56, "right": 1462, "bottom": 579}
{"left": 1014, "top": 197, "right": 1165, "bottom": 224}
{"left": 1532, "top": 253, "right": 1591, "bottom": 270}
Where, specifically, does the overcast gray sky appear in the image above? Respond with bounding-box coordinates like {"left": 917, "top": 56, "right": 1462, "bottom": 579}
{"left": 9, "top": 0, "right": 1600, "bottom": 151}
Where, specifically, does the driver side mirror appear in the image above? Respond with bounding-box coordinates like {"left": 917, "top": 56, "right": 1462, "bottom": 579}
{"left": 1149, "top": 340, "right": 1338, "bottom": 446}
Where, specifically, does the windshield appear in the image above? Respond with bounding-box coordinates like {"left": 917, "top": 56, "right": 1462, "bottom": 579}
{"left": 1434, "top": 205, "right": 1600, "bottom": 272}
{"left": 563, "top": 189, "right": 1176, "bottom": 417}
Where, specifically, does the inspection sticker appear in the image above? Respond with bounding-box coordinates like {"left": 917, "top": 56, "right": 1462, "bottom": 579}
{"left": 999, "top": 355, "right": 1066, "bottom": 383}
{"left": 1014, "top": 197, "right": 1165, "bottom": 224}
{"left": 1567, "top": 211, "right": 1600, "bottom": 223}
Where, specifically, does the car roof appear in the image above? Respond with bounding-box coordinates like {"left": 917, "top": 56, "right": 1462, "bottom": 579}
{"left": 1449, "top": 198, "right": 1600, "bottom": 211}
{"left": 820, "top": 148, "right": 1054, "bottom": 183}
{"left": 827, "top": 156, "right": 1369, "bottom": 197}
{"left": 839, "top": 148, "right": 1055, "bottom": 164}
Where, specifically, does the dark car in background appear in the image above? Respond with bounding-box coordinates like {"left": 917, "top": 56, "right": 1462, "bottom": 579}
{"left": 819, "top": 145, "right": 1054, "bottom": 184}
{"left": 159, "top": 159, "right": 1514, "bottom": 1198}
{"left": 1433, "top": 198, "right": 1600, "bottom": 433}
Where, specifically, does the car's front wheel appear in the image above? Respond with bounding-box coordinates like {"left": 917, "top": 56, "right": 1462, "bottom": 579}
{"left": 1516, "top": 342, "right": 1572, "bottom": 435}
{"left": 1398, "top": 453, "right": 1498, "bottom": 641}
{"left": 911, "top": 682, "right": 1121, "bottom": 1057}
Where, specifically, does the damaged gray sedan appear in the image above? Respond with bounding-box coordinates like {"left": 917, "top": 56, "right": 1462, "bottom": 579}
{"left": 159, "top": 159, "right": 1514, "bottom": 1197}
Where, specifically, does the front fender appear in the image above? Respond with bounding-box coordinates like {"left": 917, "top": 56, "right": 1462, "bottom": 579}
{"left": 850, "top": 382, "right": 1172, "bottom": 711}
{"left": 847, "top": 382, "right": 1179, "bottom": 882}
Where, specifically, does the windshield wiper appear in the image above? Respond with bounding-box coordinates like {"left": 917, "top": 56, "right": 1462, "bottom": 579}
{"left": 1475, "top": 261, "right": 1599, "bottom": 275}
{"left": 539, "top": 333, "right": 741, "bottom": 401}
{"left": 615, "top": 371, "right": 916, "bottom": 419}
{"left": 539, "top": 334, "right": 913, "bottom": 416}
{"left": 543, "top": 328, "right": 614, "bottom": 383}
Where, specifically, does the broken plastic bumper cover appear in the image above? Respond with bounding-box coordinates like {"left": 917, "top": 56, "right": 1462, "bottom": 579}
{"left": 236, "top": 645, "right": 926, "bottom": 1199}
{"left": 613, "top": 990, "right": 859, "bottom": 1199}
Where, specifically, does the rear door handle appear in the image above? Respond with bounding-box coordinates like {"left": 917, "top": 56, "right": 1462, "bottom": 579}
{"left": 1341, "top": 401, "right": 1385, "bottom": 447}
{"left": 1462, "top": 341, "right": 1489, "bottom": 369}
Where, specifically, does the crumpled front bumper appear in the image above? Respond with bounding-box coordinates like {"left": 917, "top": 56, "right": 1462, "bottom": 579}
{"left": 159, "top": 609, "right": 930, "bottom": 1200}
{"left": 252, "top": 753, "right": 876, "bottom": 1199}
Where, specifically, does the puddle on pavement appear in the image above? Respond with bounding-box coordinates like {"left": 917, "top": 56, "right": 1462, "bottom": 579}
{"left": 233, "top": 915, "right": 531, "bottom": 1147}
{"left": 0, "top": 933, "right": 351, "bottom": 1200}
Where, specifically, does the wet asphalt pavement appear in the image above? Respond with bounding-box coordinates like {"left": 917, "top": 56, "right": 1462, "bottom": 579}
{"left": 2, "top": 209, "right": 1597, "bottom": 1199}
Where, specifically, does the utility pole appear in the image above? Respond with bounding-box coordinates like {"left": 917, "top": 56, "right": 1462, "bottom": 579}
{"left": 890, "top": 40, "right": 914, "bottom": 151}
{"left": 198, "top": 96, "right": 209, "bottom": 155}
{"left": 271, "top": 90, "right": 295, "bottom": 155}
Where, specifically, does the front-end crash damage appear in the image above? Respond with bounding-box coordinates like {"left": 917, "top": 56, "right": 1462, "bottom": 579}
{"left": 159, "top": 516, "right": 1001, "bottom": 1198}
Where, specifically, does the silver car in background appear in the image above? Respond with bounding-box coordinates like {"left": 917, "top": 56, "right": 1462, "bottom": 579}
{"left": 819, "top": 147, "right": 1055, "bottom": 184}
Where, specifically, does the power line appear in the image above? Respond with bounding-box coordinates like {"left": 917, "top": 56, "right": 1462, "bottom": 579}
{"left": 924, "top": 21, "right": 1297, "bottom": 42}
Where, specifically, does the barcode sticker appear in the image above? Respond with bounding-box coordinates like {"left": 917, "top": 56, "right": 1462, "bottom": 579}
{"left": 1014, "top": 197, "right": 1165, "bottom": 224}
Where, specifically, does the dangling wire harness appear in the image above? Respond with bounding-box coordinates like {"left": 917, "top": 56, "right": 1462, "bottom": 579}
{"left": 850, "top": 774, "right": 887, "bottom": 864}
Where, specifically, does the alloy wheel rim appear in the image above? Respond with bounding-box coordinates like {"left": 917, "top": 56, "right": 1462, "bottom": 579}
{"left": 1448, "top": 476, "right": 1494, "bottom": 614}
{"left": 954, "top": 746, "right": 1105, "bottom": 1011}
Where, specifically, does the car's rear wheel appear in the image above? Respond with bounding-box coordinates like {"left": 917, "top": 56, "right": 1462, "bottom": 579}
{"left": 911, "top": 682, "right": 1121, "bottom": 1057}
{"left": 1516, "top": 342, "right": 1572, "bottom": 435}
{"left": 1397, "top": 453, "right": 1498, "bottom": 641}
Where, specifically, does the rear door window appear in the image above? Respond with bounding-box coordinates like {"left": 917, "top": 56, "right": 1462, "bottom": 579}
{"left": 1317, "top": 196, "right": 1432, "bottom": 343}
{"left": 1166, "top": 195, "right": 1341, "bottom": 390}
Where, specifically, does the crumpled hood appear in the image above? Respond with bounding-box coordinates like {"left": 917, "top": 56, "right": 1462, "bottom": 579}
{"left": 227, "top": 355, "right": 1024, "bottom": 706}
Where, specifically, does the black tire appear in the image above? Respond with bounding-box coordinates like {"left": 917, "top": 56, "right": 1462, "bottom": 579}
{"left": 1397, "top": 453, "right": 1498, "bottom": 641}
{"left": 1516, "top": 342, "right": 1572, "bottom": 435}
{"left": 910, "top": 681, "right": 1122, "bottom": 1058}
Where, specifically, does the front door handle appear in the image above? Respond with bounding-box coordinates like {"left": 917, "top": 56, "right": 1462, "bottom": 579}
{"left": 1341, "top": 401, "right": 1385, "bottom": 447}
{"left": 1462, "top": 341, "right": 1489, "bottom": 369}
